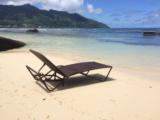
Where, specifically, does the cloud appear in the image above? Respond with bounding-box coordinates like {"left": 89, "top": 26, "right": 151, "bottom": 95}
{"left": 1, "top": 0, "right": 37, "bottom": 5}
{"left": 87, "top": 3, "right": 102, "bottom": 14}
{"left": 148, "top": 0, "right": 160, "bottom": 6}
{"left": 123, "top": 10, "right": 144, "bottom": 15}
{"left": 145, "top": 9, "right": 160, "bottom": 18}
{"left": 140, "top": 9, "right": 160, "bottom": 26}
{"left": 0, "top": 0, "right": 103, "bottom": 14}
{"left": 0, "top": 0, "right": 84, "bottom": 13}
{"left": 113, "top": 18, "right": 120, "bottom": 21}
{"left": 120, "top": 9, "right": 160, "bottom": 27}
{"left": 110, "top": 13, "right": 122, "bottom": 17}
{"left": 41, "top": 0, "right": 84, "bottom": 13}
{"left": 110, "top": 9, "right": 144, "bottom": 17}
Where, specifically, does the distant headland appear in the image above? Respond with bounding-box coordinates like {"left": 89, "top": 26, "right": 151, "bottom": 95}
{"left": 0, "top": 4, "right": 109, "bottom": 28}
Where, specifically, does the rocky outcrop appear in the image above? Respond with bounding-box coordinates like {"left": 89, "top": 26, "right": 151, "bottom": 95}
{"left": 143, "top": 32, "right": 160, "bottom": 36}
{"left": 0, "top": 36, "right": 26, "bottom": 51}
{"left": 26, "top": 29, "right": 39, "bottom": 33}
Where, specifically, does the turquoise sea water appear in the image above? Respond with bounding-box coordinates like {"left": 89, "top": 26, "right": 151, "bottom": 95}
{"left": 0, "top": 28, "right": 160, "bottom": 76}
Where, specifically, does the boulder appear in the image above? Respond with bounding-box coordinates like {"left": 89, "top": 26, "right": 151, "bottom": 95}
{"left": 143, "top": 32, "right": 160, "bottom": 36}
{"left": 26, "top": 29, "right": 39, "bottom": 33}
{"left": 0, "top": 36, "right": 26, "bottom": 51}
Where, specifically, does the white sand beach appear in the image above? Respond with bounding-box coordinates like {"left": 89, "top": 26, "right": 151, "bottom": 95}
{"left": 0, "top": 49, "right": 160, "bottom": 120}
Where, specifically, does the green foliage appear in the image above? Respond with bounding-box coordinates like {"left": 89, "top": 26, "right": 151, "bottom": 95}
{"left": 0, "top": 4, "right": 109, "bottom": 28}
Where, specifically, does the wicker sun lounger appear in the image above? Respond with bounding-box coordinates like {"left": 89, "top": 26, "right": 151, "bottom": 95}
{"left": 26, "top": 49, "right": 112, "bottom": 92}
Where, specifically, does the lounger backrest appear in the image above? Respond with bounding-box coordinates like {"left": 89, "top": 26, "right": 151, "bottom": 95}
{"left": 30, "top": 49, "right": 65, "bottom": 76}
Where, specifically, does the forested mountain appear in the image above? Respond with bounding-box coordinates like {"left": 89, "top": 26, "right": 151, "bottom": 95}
{"left": 0, "top": 4, "right": 109, "bottom": 28}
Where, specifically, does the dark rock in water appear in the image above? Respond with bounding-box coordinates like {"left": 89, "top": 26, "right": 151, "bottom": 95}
{"left": 26, "top": 29, "right": 39, "bottom": 33}
{"left": 143, "top": 32, "right": 160, "bottom": 36}
{"left": 0, "top": 36, "right": 26, "bottom": 51}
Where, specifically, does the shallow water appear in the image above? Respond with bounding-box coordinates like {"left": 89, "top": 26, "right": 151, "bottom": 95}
{"left": 0, "top": 28, "right": 160, "bottom": 76}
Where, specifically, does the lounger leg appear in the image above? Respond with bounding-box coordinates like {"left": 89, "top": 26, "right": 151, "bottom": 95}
{"left": 39, "top": 74, "right": 64, "bottom": 92}
{"left": 54, "top": 72, "right": 56, "bottom": 80}
{"left": 62, "top": 77, "right": 68, "bottom": 86}
{"left": 103, "top": 66, "right": 112, "bottom": 81}
{"left": 26, "top": 65, "right": 62, "bottom": 92}
{"left": 86, "top": 71, "right": 90, "bottom": 75}
{"left": 26, "top": 65, "right": 39, "bottom": 80}
{"left": 81, "top": 71, "right": 90, "bottom": 76}
{"left": 62, "top": 80, "right": 64, "bottom": 86}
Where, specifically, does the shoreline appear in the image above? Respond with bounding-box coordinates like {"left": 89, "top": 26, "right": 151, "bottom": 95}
{"left": 0, "top": 30, "right": 160, "bottom": 79}
{"left": 1, "top": 48, "right": 160, "bottom": 81}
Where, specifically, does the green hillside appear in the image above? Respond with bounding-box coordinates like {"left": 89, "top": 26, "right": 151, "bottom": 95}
{"left": 0, "top": 4, "right": 109, "bottom": 28}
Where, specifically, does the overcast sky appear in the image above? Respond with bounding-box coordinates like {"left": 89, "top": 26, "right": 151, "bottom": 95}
{"left": 0, "top": 0, "right": 160, "bottom": 28}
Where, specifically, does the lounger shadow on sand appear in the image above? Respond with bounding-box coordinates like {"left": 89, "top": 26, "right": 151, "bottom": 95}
{"left": 26, "top": 49, "right": 113, "bottom": 92}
